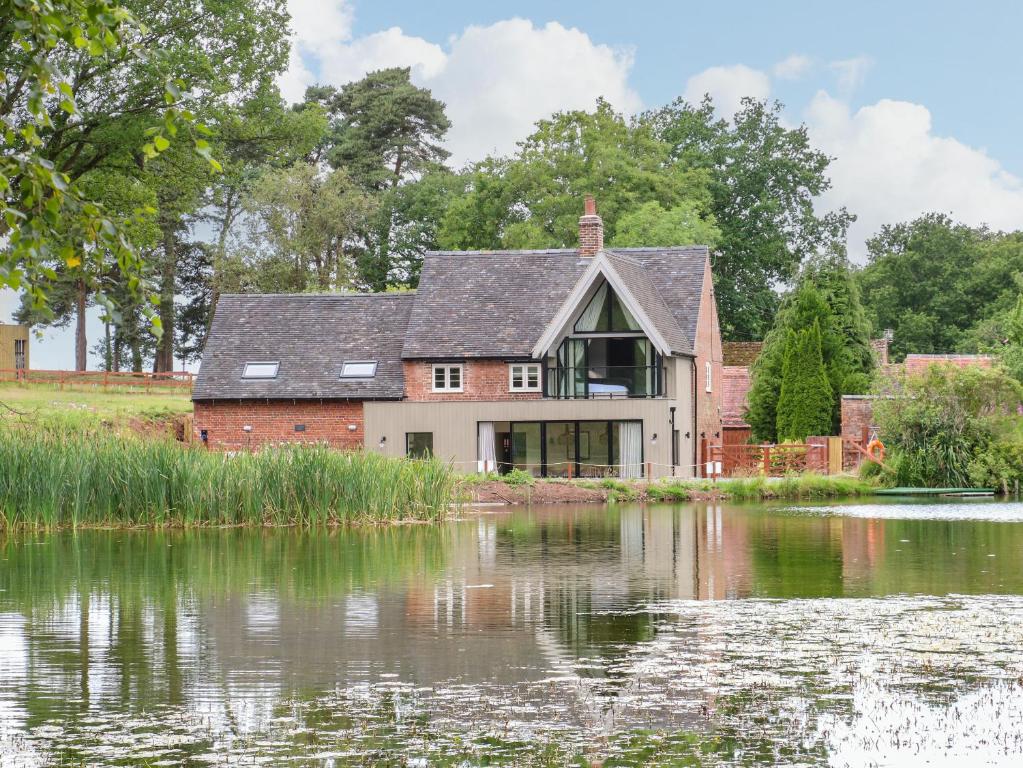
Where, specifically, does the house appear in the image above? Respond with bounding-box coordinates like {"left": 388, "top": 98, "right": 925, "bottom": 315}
{"left": 0, "top": 324, "right": 29, "bottom": 373}
{"left": 193, "top": 197, "right": 723, "bottom": 479}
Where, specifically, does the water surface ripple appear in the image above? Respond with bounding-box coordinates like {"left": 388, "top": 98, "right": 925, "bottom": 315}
{"left": 2, "top": 500, "right": 1023, "bottom": 765}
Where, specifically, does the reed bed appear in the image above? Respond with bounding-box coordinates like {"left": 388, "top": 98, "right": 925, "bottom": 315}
{"left": 0, "top": 431, "right": 456, "bottom": 529}
{"left": 647, "top": 473, "right": 877, "bottom": 502}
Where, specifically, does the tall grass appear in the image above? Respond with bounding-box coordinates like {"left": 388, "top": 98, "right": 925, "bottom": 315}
{"left": 0, "top": 431, "right": 456, "bottom": 529}
{"left": 647, "top": 473, "right": 877, "bottom": 502}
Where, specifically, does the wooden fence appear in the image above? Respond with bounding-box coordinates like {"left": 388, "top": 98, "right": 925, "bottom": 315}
{"left": 708, "top": 434, "right": 881, "bottom": 477}
{"left": 0, "top": 368, "right": 194, "bottom": 392}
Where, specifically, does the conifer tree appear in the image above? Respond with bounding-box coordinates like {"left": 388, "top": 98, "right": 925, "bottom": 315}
{"left": 746, "top": 256, "right": 875, "bottom": 441}
{"left": 776, "top": 321, "right": 834, "bottom": 442}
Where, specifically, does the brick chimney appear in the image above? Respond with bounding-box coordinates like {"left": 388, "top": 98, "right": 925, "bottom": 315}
{"left": 578, "top": 195, "right": 603, "bottom": 257}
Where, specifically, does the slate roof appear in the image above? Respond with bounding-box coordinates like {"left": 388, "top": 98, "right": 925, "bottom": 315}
{"left": 193, "top": 293, "right": 412, "bottom": 401}
{"left": 402, "top": 246, "right": 709, "bottom": 359}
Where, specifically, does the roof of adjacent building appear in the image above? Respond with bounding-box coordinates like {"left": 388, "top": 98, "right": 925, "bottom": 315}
{"left": 402, "top": 246, "right": 708, "bottom": 359}
{"left": 721, "top": 341, "right": 764, "bottom": 367}
{"left": 192, "top": 293, "right": 413, "bottom": 401}
{"left": 902, "top": 353, "right": 994, "bottom": 375}
{"left": 722, "top": 365, "right": 752, "bottom": 427}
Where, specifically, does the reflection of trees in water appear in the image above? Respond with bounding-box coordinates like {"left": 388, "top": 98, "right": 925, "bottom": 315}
{"left": 6, "top": 509, "right": 1023, "bottom": 763}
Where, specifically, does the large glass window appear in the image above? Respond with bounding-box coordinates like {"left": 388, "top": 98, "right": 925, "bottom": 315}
{"left": 510, "top": 423, "right": 542, "bottom": 477}
{"left": 551, "top": 337, "right": 661, "bottom": 398}
{"left": 573, "top": 280, "right": 641, "bottom": 333}
{"left": 544, "top": 422, "right": 576, "bottom": 479}
{"left": 509, "top": 421, "right": 642, "bottom": 478}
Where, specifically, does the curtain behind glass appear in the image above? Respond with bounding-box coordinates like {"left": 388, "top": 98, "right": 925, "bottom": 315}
{"left": 477, "top": 422, "right": 496, "bottom": 472}
{"left": 619, "top": 422, "right": 643, "bottom": 478}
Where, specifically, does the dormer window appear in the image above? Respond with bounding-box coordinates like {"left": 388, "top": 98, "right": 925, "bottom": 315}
{"left": 340, "top": 361, "right": 377, "bottom": 378}
{"left": 242, "top": 361, "right": 279, "bottom": 379}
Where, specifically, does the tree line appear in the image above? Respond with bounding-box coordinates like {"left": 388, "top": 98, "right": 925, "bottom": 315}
{"left": 5, "top": 0, "right": 1022, "bottom": 387}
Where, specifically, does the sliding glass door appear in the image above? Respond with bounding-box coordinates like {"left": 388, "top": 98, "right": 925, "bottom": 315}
{"left": 509, "top": 420, "right": 643, "bottom": 478}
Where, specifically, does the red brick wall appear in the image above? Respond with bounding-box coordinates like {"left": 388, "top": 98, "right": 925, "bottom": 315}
{"left": 403, "top": 360, "right": 543, "bottom": 401}
{"left": 841, "top": 396, "right": 875, "bottom": 443}
{"left": 193, "top": 400, "right": 364, "bottom": 451}
{"left": 695, "top": 256, "right": 723, "bottom": 457}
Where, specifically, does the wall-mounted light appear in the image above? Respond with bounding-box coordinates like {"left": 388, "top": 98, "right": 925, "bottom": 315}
{"left": 347, "top": 424, "right": 357, "bottom": 432}
{"left": 378, "top": 436, "right": 387, "bottom": 449}
{"left": 684, "top": 432, "right": 691, "bottom": 439}
{"left": 242, "top": 425, "right": 252, "bottom": 433}
{"left": 651, "top": 433, "right": 658, "bottom": 444}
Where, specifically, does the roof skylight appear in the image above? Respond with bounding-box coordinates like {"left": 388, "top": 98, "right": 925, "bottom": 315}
{"left": 242, "top": 361, "right": 279, "bottom": 379}
{"left": 340, "top": 361, "right": 377, "bottom": 378}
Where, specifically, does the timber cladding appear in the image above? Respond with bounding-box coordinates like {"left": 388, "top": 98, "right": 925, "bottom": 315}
{"left": 193, "top": 400, "right": 365, "bottom": 450}
{"left": 0, "top": 324, "right": 29, "bottom": 371}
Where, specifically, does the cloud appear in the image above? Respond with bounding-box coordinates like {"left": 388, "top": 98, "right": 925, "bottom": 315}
{"left": 281, "top": 4, "right": 640, "bottom": 164}
{"left": 773, "top": 54, "right": 813, "bottom": 80}
{"left": 683, "top": 64, "right": 771, "bottom": 118}
{"left": 429, "top": 20, "right": 640, "bottom": 164}
{"left": 806, "top": 91, "right": 1023, "bottom": 260}
{"left": 829, "top": 56, "right": 872, "bottom": 95}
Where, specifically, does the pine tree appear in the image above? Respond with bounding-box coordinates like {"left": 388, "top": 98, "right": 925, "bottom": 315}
{"left": 776, "top": 321, "right": 834, "bottom": 442}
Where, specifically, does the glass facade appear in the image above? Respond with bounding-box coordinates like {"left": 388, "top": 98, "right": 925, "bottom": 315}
{"left": 509, "top": 420, "right": 642, "bottom": 478}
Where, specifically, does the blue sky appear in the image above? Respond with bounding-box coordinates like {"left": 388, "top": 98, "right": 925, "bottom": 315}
{"left": 8, "top": 0, "right": 1023, "bottom": 369}
{"left": 353, "top": 0, "right": 1023, "bottom": 175}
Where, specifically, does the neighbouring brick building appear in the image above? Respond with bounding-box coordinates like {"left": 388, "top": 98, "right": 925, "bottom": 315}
{"left": 193, "top": 197, "right": 724, "bottom": 478}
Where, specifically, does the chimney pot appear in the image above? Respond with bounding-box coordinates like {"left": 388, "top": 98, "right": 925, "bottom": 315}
{"left": 578, "top": 195, "right": 603, "bottom": 257}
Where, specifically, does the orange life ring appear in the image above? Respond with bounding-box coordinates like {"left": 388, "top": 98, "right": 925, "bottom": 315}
{"left": 866, "top": 438, "right": 885, "bottom": 463}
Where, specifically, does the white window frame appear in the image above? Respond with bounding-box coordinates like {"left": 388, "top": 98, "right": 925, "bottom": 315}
{"left": 705, "top": 361, "right": 712, "bottom": 393}
{"left": 340, "top": 360, "right": 377, "bottom": 378}
{"left": 432, "top": 364, "right": 464, "bottom": 392}
{"left": 508, "top": 362, "right": 542, "bottom": 392}
{"left": 242, "top": 361, "right": 279, "bottom": 379}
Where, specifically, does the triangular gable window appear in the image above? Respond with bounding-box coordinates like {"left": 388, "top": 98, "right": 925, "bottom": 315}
{"left": 573, "top": 280, "right": 641, "bottom": 333}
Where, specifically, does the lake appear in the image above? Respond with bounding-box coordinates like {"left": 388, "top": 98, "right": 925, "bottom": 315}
{"left": 3, "top": 499, "right": 1023, "bottom": 766}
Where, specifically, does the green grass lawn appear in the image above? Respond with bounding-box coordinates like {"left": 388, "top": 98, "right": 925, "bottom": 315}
{"left": 0, "top": 382, "right": 192, "bottom": 432}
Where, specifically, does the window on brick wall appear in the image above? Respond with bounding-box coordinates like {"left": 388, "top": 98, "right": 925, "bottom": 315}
{"left": 705, "top": 361, "right": 712, "bottom": 393}
{"left": 509, "top": 363, "right": 541, "bottom": 392}
{"left": 432, "top": 364, "right": 463, "bottom": 392}
{"left": 242, "top": 361, "right": 279, "bottom": 379}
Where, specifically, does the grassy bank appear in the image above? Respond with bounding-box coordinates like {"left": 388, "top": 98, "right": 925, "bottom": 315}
{"left": 464, "top": 473, "right": 879, "bottom": 505}
{"left": 0, "top": 382, "right": 191, "bottom": 433}
{"left": 0, "top": 431, "right": 455, "bottom": 529}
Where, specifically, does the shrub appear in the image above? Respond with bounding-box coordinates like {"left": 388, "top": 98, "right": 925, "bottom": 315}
{"left": 502, "top": 468, "right": 535, "bottom": 487}
{"left": 873, "top": 365, "right": 1023, "bottom": 488}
